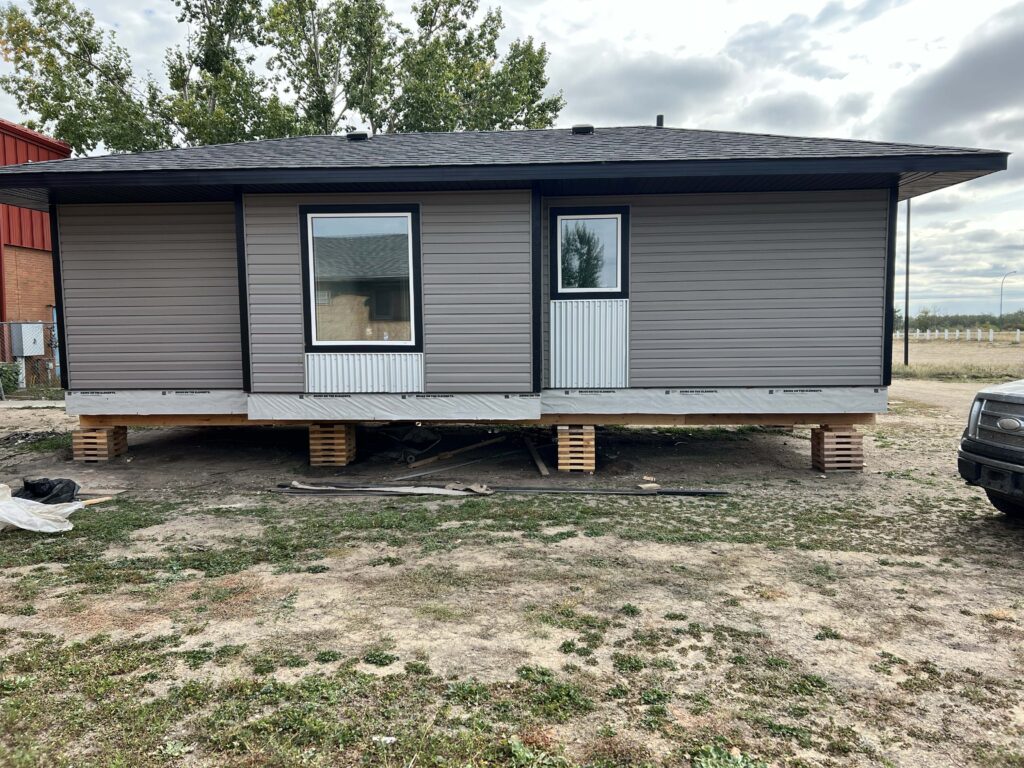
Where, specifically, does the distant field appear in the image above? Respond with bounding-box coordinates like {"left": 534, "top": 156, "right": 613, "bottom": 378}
{"left": 891, "top": 338, "right": 1024, "bottom": 381}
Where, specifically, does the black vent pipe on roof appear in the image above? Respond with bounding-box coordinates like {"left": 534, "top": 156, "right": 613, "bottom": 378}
{"left": 570, "top": 124, "right": 594, "bottom": 135}
{"left": 656, "top": 114, "right": 664, "bottom": 127}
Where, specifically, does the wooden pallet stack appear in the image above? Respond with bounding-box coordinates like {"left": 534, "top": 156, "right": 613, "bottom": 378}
{"left": 72, "top": 426, "right": 128, "bottom": 462}
{"left": 309, "top": 423, "right": 357, "bottom": 467}
{"left": 810, "top": 426, "right": 864, "bottom": 472}
{"left": 556, "top": 425, "right": 596, "bottom": 473}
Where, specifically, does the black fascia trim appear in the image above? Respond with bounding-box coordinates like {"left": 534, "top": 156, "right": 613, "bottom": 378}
{"left": 0, "top": 151, "right": 1007, "bottom": 191}
{"left": 233, "top": 190, "right": 252, "bottom": 392}
{"left": 48, "top": 203, "right": 70, "bottom": 390}
{"left": 530, "top": 187, "right": 542, "bottom": 392}
{"left": 298, "top": 203, "right": 424, "bottom": 354}
{"left": 882, "top": 185, "right": 898, "bottom": 386}
{"left": 549, "top": 205, "right": 630, "bottom": 301}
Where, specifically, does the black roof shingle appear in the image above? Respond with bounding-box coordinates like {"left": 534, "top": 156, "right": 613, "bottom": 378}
{"left": 0, "top": 125, "right": 1004, "bottom": 176}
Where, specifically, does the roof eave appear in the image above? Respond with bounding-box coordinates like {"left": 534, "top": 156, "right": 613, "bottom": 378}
{"left": 0, "top": 152, "right": 1007, "bottom": 210}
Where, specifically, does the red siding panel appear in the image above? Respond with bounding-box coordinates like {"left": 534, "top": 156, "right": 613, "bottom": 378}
{"left": 0, "top": 122, "right": 71, "bottom": 250}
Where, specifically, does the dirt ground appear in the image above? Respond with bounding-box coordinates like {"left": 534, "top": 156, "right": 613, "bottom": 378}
{"left": 892, "top": 338, "right": 1024, "bottom": 379}
{"left": 1, "top": 381, "right": 1022, "bottom": 767}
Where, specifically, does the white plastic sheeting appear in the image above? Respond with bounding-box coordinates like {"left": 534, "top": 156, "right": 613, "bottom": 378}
{"left": 248, "top": 392, "right": 541, "bottom": 421}
{"left": 64, "top": 386, "right": 887, "bottom": 422}
{"left": 0, "top": 484, "right": 83, "bottom": 533}
{"left": 66, "top": 389, "right": 248, "bottom": 415}
{"left": 540, "top": 386, "right": 888, "bottom": 415}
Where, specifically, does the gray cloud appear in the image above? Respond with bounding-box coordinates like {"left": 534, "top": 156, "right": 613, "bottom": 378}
{"left": 815, "top": 0, "right": 909, "bottom": 29}
{"left": 735, "top": 92, "right": 832, "bottom": 132}
{"left": 726, "top": 15, "right": 846, "bottom": 81}
{"left": 878, "top": 3, "right": 1024, "bottom": 141}
{"left": 981, "top": 114, "right": 1024, "bottom": 142}
{"left": 836, "top": 92, "right": 872, "bottom": 119}
{"left": 725, "top": 0, "right": 906, "bottom": 82}
{"left": 555, "top": 51, "right": 739, "bottom": 126}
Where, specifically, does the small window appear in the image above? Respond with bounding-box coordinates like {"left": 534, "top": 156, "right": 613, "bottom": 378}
{"left": 550, "top": 207, "right": 629, "bottom": 300}
{"left": 302, "top": 206, "right": 420, "bottom": 349}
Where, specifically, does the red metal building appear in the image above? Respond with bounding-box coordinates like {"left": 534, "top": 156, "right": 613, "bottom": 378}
{"left": 0, "top": 119, "right": 72, "bottom": 322}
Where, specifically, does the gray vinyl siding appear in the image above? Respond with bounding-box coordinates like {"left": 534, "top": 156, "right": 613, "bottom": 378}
{"left": 542, "top": 190, "right": 889, "bottom": 387}
{"left": 244, "top": 191, "right": 533, "bottom": 393}
{"left": 57, "top": 203, "right": 242, "bottom": 389}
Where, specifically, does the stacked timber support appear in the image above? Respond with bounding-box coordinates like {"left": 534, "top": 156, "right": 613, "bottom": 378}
{"left": 556, "top": 425, "right": 596, "bottom": 473}
{"left": 309, "top": 423, "right": 357, "bottom": 467}
{"left": 811, "top": 426, "right": 864, "bottom": 472}
{"left": 72, "top": 426, "right": 128, "bottom": 462}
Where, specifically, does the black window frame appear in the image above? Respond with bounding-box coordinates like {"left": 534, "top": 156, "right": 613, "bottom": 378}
{"left": 299, "top": 203, "right": 423, "bottom": 353}
{"left": 549, "top": 205, "right": 630, "bottom": 300}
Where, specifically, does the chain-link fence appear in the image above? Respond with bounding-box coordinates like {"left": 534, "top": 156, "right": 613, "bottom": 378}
{"left": 0, "top": 321, "right": 62, "bottom": 398}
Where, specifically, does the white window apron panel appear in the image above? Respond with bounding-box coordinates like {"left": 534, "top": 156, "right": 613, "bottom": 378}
{"left": 550, "top": 299, "right": 629, "bottom": 388}
{"left": 305, "top": 353, "right": 425, "bottom": 393}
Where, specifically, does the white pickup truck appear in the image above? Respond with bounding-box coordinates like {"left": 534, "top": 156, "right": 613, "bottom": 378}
{"left": 959, "top": 380, "right": 1024, "bottom": 516}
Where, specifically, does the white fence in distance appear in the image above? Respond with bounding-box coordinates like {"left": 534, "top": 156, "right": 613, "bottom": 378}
{"left": 893, "top": 328, "right": 1021, "bottom": 343}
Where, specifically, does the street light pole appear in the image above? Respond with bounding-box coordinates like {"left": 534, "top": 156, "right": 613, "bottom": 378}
{"left": 1000, "top": 270, "right": 1017, "bottom": 323}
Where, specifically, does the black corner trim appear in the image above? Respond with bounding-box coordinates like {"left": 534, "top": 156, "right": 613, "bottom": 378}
{"left": 531, "top": 187, "right": 542, "bottom": 392}
{"left": 882, "top": 185, "right": 898, "bottom": 386}
{"left": 234, "top": 190, "right": 252, "bottom": 392}
{"left": 48, "top": 203, "right": 69, "bottom": 391}
{"left": 548, "top": 205, "right": 630, "bottom": 301}
{"left": 298, "top": 203, "right": 424, "bottom": 354}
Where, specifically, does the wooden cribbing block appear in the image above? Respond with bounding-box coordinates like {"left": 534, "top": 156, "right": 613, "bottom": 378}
{"left": 811, "top": 426, "right": 864, "bottom": 472}
{"left": 72, "top": 426, "right": 128, "bottom": 463}
{"left": 556, "top": 425, "right": 596, "bottom": 473}
{"left": 309, "top": 423, "right": 357, "bottom": 467}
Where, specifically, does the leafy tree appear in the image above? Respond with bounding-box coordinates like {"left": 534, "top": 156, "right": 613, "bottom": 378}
{"left": 0, "top": 0, "right": 172, "bottom": 153}
{"left": 0, "top": 0, "right": 564, "bottom": 154}
{"left": 561, "top": 223, "right": 606, "bottom": 289}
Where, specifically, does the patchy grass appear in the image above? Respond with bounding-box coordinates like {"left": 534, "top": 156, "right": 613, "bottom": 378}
{"left": 3, "top": 390, "right": 1024, "bottom": 766}
{"left": 891, "top": 363, "right": 1019, "bottom": 382}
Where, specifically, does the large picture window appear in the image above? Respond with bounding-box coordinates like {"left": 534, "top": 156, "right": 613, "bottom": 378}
{"left": 550, "top": 206, "right": 629, "bottom": 300}
{"left": 301, "top": 205, "right": 421, "bottom": 350}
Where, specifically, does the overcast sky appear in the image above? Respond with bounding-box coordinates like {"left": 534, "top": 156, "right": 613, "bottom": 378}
{"left": 1, "top": 0, "right": 1021, "bottom": 316}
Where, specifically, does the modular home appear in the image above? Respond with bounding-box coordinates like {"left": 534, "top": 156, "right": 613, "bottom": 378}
{"left": 0, "top": 125, "right": 1007, "bottom": 470}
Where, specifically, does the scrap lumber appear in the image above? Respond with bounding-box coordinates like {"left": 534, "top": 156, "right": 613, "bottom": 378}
{"left": 404, "top": 436, "right": 505, "bottom": 468}
{"left": 391, "top": 446, "right": 528, "bottom": 481}
{"left": 81, "top": 496, "right": 115, "bottom": 507}
{"left": 523, "top": 437, "right": 550, "bottom": 477}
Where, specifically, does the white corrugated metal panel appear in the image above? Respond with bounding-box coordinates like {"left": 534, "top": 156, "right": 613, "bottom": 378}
{"left": 305, "top": 353, "right": 425, "bottom": 393}
{"left": 550, "top": 299, "right": 629, "bottom": 388}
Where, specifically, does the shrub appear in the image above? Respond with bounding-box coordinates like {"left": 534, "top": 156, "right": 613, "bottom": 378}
{"left": 0, "top": 363, "right": 19, "bottom": 394}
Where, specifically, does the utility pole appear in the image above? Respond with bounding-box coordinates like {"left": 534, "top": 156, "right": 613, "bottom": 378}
{"left": 904, "top": 200, "right": 910, "bottom": 366}
{"left": 1000, "top": 270, "right": 1017, "bottom": 323}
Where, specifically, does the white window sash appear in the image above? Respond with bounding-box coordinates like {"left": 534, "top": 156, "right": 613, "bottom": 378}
{"left": 555, "top": 213, "right": 622, "bottom": 293}
{"left": 307, "top": 212, "right": 417, "bottom": 347}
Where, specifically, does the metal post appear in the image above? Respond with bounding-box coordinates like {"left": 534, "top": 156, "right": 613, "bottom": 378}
{"left": 904, "top": 200, "right": 910, "bottom": 366}
{"left": 1000, "top": 270, "right": 1017, "bottom": 323}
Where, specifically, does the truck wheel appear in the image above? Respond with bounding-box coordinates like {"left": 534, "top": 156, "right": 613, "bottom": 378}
{"left": 985, "top": 490, "right": 1024, "bottom": 517}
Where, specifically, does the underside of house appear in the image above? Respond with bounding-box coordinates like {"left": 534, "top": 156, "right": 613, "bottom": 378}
{"left": 0, "top": 125, "right": 1008, "bottom": 470}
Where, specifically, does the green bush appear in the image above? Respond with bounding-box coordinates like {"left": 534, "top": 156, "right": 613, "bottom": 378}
{"left": 0, "top": 363, "right": 19, "bottom": 394}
